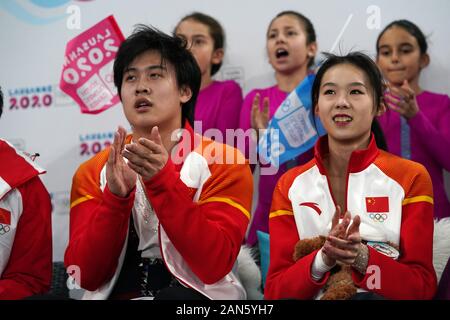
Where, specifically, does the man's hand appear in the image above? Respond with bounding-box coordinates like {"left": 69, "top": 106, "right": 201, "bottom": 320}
{"left": 106, "top": 126, "right": 137, "bottom": 197}
{"left": 122, "top": 126, "right": 169, "bottom": 182}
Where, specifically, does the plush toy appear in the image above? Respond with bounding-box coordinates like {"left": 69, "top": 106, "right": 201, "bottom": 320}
{"left": 293, "top": 236, "right": 402, "bottom": 299}
{"left": 293, "top": 236, "right": 357, "bottom": 300}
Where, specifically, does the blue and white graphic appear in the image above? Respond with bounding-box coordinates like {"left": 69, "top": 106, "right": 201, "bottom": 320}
{"left": 258, "top": 74, "right": 326, "bottom": 167}
{"left": 0, "top": 0, "right": 92, "bottom": 25}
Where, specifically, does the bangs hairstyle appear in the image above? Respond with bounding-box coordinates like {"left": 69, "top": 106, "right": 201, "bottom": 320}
{"left": 175, "top": 12, "right": 225, "bottom": 76}
{"left": 113, "top": 24, "right": 201, "bottom": 126}
{"left": 312, "top": 52, "right": 386, "bottom": 114}
{"left": 268, "top": 10, "right": 317, "bottom": 68}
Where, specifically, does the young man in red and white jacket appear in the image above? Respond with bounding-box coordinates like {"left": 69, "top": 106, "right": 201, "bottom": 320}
{"left": 64, "top": 26, "right": 253, "bottom": 300}
{"left": 0, "top": 87, "right": 53, "bottom": 299}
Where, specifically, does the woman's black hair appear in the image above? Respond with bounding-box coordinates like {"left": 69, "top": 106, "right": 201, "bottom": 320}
{"left": 268, "top": 11, "right": 317, "bottom": 69}
{"left": 311, "top": 52, "right": 388, "bottom": 150}
{"left": 113, "top": 25, "right": 201, "bottom": 126}
{"left": 175, "top": 12, "right": 225, "bottom": 76}
{"left": 376, "top": 19, "right": 428, "bottom": 55}
{"left": 371, "top": 118, "right": 388, "bottom": 151}
{"left": 312, "top": 52, "right": 385, "bottom": 113}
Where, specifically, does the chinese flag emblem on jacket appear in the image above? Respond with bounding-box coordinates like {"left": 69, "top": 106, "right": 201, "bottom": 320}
{"left": 365, "top": 197, "right": 389, "bottom": 213}
{"left": 0, "top": 208, "right": 11, "bottom": 225}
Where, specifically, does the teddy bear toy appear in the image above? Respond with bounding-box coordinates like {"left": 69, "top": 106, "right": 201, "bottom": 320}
{"left": 293, "top": 236, "right": 357, "bottom": 300}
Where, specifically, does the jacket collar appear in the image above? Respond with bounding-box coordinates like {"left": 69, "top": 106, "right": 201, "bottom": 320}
{"left": 125, "top": 121, "right": 199, "bottom": 173}
{"left": 170, "top": 121, "right": 199, "bottom": 172}
{"left": 0, "top": 139, "right": 45, "bottom": 200}
{"left": 314, "top": 133, "right": 380, "bottom": 175}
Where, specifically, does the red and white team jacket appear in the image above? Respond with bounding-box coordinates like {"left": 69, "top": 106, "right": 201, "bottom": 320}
{"left": 265, "top": 135, "right": 437, "bottom": 300}
{"left": 65, "top": 124, "right": 253, "bottom": 299}
{"left": 0, "top": 139, "right": 52, "bottom": 299}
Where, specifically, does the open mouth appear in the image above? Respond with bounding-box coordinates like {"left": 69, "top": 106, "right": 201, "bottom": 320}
{"left": 388, "top": 68, "right": 406, "bottom": 73}
{"left": 135, "top": 98, "right": 152, "bottom": 109}
{"left": 332, "top": 115, "right": 353, "bottom": 123}
{"left": 275, "top": 48, "right": 289, "bottom": 59}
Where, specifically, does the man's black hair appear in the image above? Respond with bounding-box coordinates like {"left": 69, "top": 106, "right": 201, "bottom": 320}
{"left": 114, "top": 25, "right": 201, "bottom": 126}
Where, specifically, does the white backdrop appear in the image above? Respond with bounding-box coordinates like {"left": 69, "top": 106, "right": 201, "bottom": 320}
{"left": 0, "top": 0, "right": 449, "bottom": 261}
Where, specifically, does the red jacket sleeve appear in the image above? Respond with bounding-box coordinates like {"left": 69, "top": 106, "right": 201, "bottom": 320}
{"left": 352, "top": 161, "right": 437, "bottom": 299}
{"left": 64, "top": 152, "right": 136, "bottom": 291}
{"left": 264, "top": 173, "right": 329, "bottom": 300}
{"left": 352, "top": 203, "right": 436, "bottom": 299}
{"left": 0, "top": 177, "right": 52, "bottom": 299}
{"left": 144, "top": 153, "right": 253, "bottom": 285}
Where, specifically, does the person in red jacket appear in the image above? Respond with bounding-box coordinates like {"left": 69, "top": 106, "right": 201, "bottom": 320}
{"left": 64, "top": 26, "right": 253, "bottom": 300}
{"left": 265, "top": 52, "right": 437, "bottom": 300}
{"left": 0, "top": 87, "right": 52, "bottom": 299}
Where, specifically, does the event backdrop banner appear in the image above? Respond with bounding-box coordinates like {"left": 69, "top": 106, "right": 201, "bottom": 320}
{"left": 60, "top": 15, "right": 124, "bottom": 114}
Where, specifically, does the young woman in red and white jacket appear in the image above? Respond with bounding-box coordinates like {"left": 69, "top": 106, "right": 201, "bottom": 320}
{"left": 265, "top": 52, "right": 436, "bottom": 300}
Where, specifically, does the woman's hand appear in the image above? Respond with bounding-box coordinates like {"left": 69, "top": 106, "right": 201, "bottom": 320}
{"left": 322, "top": 207, "right": 362, "bottom": 266}
{"left": 384, "top": 79, "right": 419, "bottom": 119}
{"left": 251, "top": 93, "right": 270, "bottom": 132}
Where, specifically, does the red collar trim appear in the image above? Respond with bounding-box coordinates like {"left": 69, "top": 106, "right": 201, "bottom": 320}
{"left": 170, "top": 121, "right": 200, "bottom": 172}
{"left": 314, "top": 134, "right": 379, "bottom": 174}
{"left": 0, "top": 140, "right": 43, "bottom": 199}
